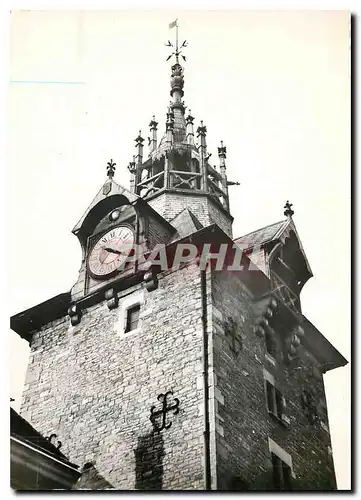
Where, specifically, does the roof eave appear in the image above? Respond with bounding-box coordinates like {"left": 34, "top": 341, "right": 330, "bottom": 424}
{"left": 10, "top": 292, "right": 71, "bottom": 343}
{"left": 302, "top": 317, "right": 348, "bottom": 372}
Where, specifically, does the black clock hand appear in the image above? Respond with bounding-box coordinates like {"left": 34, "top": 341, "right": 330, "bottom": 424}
{"left": 104, "top": 246, "right": 122, "bottom": 255}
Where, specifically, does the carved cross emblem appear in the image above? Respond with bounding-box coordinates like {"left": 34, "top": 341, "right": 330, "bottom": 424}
{"left": 150, "top": 391, "right": 180, "bottom": 432}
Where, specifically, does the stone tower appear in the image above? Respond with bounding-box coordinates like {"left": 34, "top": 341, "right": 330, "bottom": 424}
{"left": 11, "top": 25, "right": 347, "bottom": 491}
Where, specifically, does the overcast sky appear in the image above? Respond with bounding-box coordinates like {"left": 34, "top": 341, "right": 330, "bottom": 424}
{"left": 9, "top": 10, "right": 350, "bottom": 489}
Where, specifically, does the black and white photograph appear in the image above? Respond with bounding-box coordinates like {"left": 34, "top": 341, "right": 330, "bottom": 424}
{"left": 8, "top": 8, "right": 350, "bottom": 491}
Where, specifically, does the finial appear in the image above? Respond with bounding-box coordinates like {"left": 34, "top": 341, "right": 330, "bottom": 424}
{"left": 149, "top": 115, "right": 158, "bottom": 128}
{"left": 135, "top": 130, "right": 144, "bottom": 143}
{"left": 197, "top": 121, "right": 207, "bottom": 135}
{"left": 128, "top": 155, "right": 136, "bottom": 174}
{"left": 166, "top": 106, "right": 174, "bottom": 123}
{"left": 106, "top": 159, "right": 116, "bottom": 179}
{"left": 186, "top": 109, "right": 194, "bottom": 124}
{"left": 218, "top": 141, "right": 227, "bottom": 157}
{"left": 284, "top": 200, "right": 294, "bottom": 217}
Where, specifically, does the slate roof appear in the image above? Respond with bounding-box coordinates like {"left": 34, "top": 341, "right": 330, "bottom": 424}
{"left": 234, "top": 219, "right": 288, "bottom": 249}
{"left": 72, "top": 179, "right": 139, "bottom": 235}
{"left": 171, "top": 208, "right": 203, "bottom": 239}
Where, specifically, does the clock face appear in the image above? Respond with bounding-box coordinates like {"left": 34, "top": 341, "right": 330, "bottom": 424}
{"left": 87, "top": 225, "right": 135, "bottom": 278}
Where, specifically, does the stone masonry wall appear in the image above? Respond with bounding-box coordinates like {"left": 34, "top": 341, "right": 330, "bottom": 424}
{"left": 20, "top": 264, "right": 206, "bottom": 490}
{"left": 210, "top": 269, "right": 337, "bottom": 490}
{"left": 146, "top": 214, "right": 174, "bottom": 250}
{"left": 148, "top": 192, "right": 233, "bottom": 237}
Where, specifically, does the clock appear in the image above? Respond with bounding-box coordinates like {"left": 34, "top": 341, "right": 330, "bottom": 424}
{"left": 87, "top": 225, "right": 135, "bottom": 278}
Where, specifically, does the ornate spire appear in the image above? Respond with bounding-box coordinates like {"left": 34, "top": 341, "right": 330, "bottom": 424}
{"left": 165, "top": 22, "right": 188, "bottom": 105}
{"left": 186, "top": 109, "right": 195, "bottom": 145}
{"left": 128, "top": 155, "right": 136, "bottom": 193}
{"left": 197, "top": 121, "right": 208, "bottom": 191}
{"left": 197, "top": 120, "right": 207, "bottom": 137}
{"left": 166, "top": 106, "right": 174, "bottom": 125}
{"left": 170, "top": 63, "right": 185, "bottom": 99}
{"left": 166, "top": 106, "right": 174, "bottom": 145}
{"left": 149, "top": 115, "right": 158, "bottom": 154}
{"left": 218, "top": 141, "right": 227, "bottom": 159}
{"left": 218, "top": 141, "right": 229, "bottom": 210}
{"left": 106, "top": 159, "right": 116, "bottom": 179}
{"left": 134, "top": 131, "right": 144, "bottom": 165}
{"left": 284, "top": 200, "right": 294, "bottom": 218}
{"left": 127, "top": 24, "right": 233, "bottom": 222}
{"left": 128, "top": 155, "right": 136, "bottom": 174}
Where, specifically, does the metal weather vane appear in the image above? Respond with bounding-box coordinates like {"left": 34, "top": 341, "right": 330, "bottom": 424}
{"left": 165, "top": 19, "right": 188, "bottom": 63}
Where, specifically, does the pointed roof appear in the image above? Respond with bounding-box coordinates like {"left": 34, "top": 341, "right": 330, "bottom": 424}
{"left": 72, "top": 179, "right": 139, "bottom": 235}
{"left": 149, "top": 32, "right": 196, "bottom": 161}
{"left": 170, "top": 208, "right": 203, "bottom": 239}
{"left": 234, "top": 217, "right": 313, "bottom": 277}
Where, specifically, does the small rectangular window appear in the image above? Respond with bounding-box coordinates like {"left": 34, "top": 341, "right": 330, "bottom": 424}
{"left": 275, "top": 389, "right": 283, "bottom": 419}
{"left": 282, "top": 461, "right": 293, "bottom": 490}
{"left": 266, "top": 381, "right": 284, "bottom": 420}
{"left": 266, "top": 381, "right": 274, "bottom": 414}
{"left": 125, "top": 304, "right": 140, "bottom": 333}
{"left": 271, "top": 453, "right": 292, "bottom": 490}
{"left": 265, "top": 330, "right": 276, "bottom": 356}
{"left": 271, "top": 453, "right": 282, "bottom": 490}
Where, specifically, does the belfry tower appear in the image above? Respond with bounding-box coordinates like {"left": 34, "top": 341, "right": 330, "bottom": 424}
{"left": 11, "top": 23, "right": 347, "bottom": 491}
{"left": 127, "top": 25, "right": 236, "bottom": 238}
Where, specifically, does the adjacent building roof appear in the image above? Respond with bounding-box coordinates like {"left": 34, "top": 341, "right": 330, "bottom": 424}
{"left": 11, "top": 408, "right": 71, "bottom": 463}
{"left": 11, "top": 407, "right": 81, "bottom": 490}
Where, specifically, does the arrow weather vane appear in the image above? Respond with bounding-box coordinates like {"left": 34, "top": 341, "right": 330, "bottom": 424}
{"left": 165, "top": 19, "right": 188, "bottom": 64}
